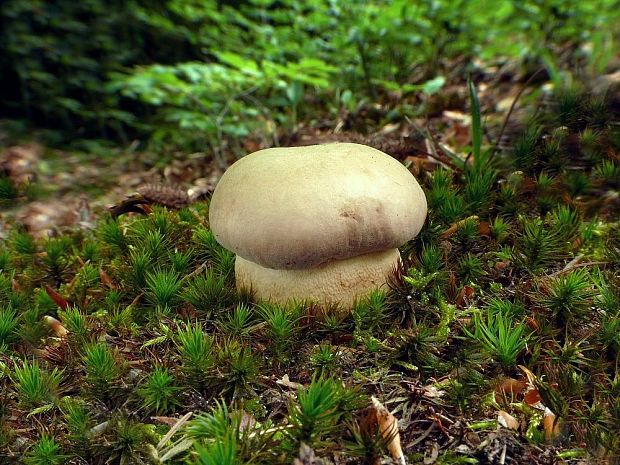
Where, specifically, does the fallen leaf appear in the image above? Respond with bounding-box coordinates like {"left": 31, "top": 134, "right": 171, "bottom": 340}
{"left": 440, "top": 215, "right": 480, "bottom": 238}
{"left": 524, "top": 388, "right": 542, "bottom": 407}
{"left": 497, "top": 411, "right": 519, "bottom": 430}
{"left": 293, "top": 443, "right": 325, "bottom": 465}
{"left": 44, "top": 316, "right": 68, "bottom": 337}
{"left": 422, "top": 385, "right": 446, "bottom": 399}
{"left": 44, "top": 285, "right": 69, "bottom": 310}
{"left": 371, "top": 396, "right": 405, "bottom": 465}
{"left": 151, "top": 416, "right": 182, "bottom": 427}
{"left": 99, "top": 269, "right": 117, "bottom": 290}
{"left": 495, "top": 378, "right": 527, "bottom": 398}
{"left": 456, "top": 285, "right": 475, "bottom": 308}
{"left": 276, "top": 374, "right": 304, "bottom": 391}
{"left": 543, "top": 408, "right": 560, "bottom": 441}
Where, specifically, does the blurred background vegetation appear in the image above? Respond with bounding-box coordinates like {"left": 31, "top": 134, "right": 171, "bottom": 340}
{"left": 1, "top": 0, "right": 619, "bottom": 155}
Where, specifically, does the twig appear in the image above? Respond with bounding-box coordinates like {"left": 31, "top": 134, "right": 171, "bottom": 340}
{"left": 182, "top": 261, "right": 208, "bottom": 282}
{"left": 406, "top": 117, "right": 460, "bottom": 170}
{"left": 490, "top": 68, "right": 545, "bottom": 161}
{"left": 408, "top": 422, "right": 437, "bottom": 447}
{"left": 548, "top": 258, "right": 608, "bottom": 278}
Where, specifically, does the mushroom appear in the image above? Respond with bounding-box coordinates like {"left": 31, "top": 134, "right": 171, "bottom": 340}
{"left": 208, "top": 143, "right": 427, "bottom": 310}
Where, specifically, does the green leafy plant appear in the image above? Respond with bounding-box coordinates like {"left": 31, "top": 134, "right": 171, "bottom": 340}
{"left": 58, "top": 307, "right": 89, "bottom": 345}
{"left": 465, "top": 311, "right": 530, "bottom": 369}
{"left": 458, "top": 252, "right": 486, "bottom": 283}
{"left": 310, "top": 343, "right": 339, "bottom": 378}
{"left": 513, "top": 217, "right": 563, "bottom": 273}
{"left": 82, "top": 342, "right": 122, "bottom": 397}
{"left": 217, "top": 338, "right": 260, "bottom": 399}
{"left": 538, "top": 269, "right": 597, "bottom": 323}
{"left": 61, "top": 398, "right": 92, "bottom": 455}
{"left": 176, "top": 322, "right": 214, "bottom": 382}
{"left": 24, "top": 434, "right": 66, "bottom": 465}
{"left": 146, "top": 268, "right": 182, "bottom": 309}
{"left": 217, "top": 304, "right": 256, "bottom": 339}
{"left": 182, "top": 269, "right": 232, "bottom": 314}
{"left": 258, "top": 303, "right": 298, "bottom": 361}
{"left": 352, "top": 289, "right": 389, "bottom": 333}
{"left": 12, "top": 360, "right": 62, "bottom": 408}
{"left": 138, "top": 365, "right": 181, "bottom": 414}
{"left": 99, "top": 219, "right": 127, "bottom": 254}
{"left": 188, "top": 401, "right": 271, "bottom": 464}
{"left": 287, "top": 377, "right": 342, "bottom": 447}
{"left": 0, "top": 304, "right": 18, "bottom": 345}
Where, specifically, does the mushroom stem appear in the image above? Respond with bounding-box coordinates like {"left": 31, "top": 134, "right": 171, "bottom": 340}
{"left": 235, "top": 248, "right": 401, "bottom": 311}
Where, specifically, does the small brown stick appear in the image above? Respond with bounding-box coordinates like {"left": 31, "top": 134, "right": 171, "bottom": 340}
{"left": 548, "top": 257, "right": 608, "bottom": 278}
{"left": 489, "top": 68, "right": 546, "bottom": 162}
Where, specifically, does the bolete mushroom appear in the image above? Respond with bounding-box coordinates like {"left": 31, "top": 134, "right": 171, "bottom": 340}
{"left": 208, "top": 143, "right": 427, "bottom": 310}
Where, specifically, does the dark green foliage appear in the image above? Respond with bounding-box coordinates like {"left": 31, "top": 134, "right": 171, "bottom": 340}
{"left": 82, "top": 342, "right": 122, "bottom": 397}
{"left": 61, "top": 398, "right": 92, "bottom": 455}
{"left": 352, "top": 289, "right": 389, "bottom": 332}
{"left": 182, "top": 269, "right": 232, "bottom": 314}
{"left": 464, "top": 168, "right": 497, "bottom": 214}
{"left": 58, "top": 307, "right": 89, "bottom": 345}
{"left": 512, "top": 125, "right": 542, "bottom": 172}
{"left": 554, "top": 87, "right": 583, "bottom": 130}
{"left": 12, "top": 360, "right": 62, "bottom": 408}
{"left": 217, "top": 304, "right": 256, "bottom": 339}
{"left": 0, "top": 176, "right": 18, "bottom": 202}
{"left": 564, "top": 171, "right": 591, "bottom": 197}
{"left": 103, "top": 416, "right": 157, "bottom": 465}
{"left": 310, "top": 343, "right": 339, "bottom": 378}
{"left": 456, "top": 217, "right": 480, "bottom": 246}
{"left": 24, "top": 434, "right": 66, "bottom": 465}
{"left": 188, "top": 401, "right": 270, "bottom": 464}
{"left": 548, "top": 205, "right": 580, "bottom": 242}
{"left": 0, "top": 305, "right": 18, "bottom": 345}
{"left": 138, "top": 366, "right": 181, "bottom": 414}
{"left": 465, "top": 311, "right": 530, "bottom": 370}
{"left": 146, "top": 268, "right": 182, "bottom": 309}
{"left": 42, "top": 237, "right": 72, "bottom": 275}
{"left": 287, "top": 377, "right": 343, "bottom": 447}
{"left": 258, "top": 303, "right": 299, "bottom": 360}
{"left": 98, "top": 219, "right": 127, "bottom": 254}
{"left": 217, "top": 339, "right": 260, "bottom": 399}
{"left": 176, "top": 323, "right": 214, "bottom": 381}
{"left": 538, "top": 269, "right": 596, "bottom": 323}
{"left": 489, "top": 217, "right": 510, "bottom": 243}
{"left": 513, "top": 217, "right": 563, "bottom": 273}
{"left": 13, "top": 232, "right": 37, "bottom": 255}
{"left": 458, "top": 252, "right": 486, "bottom": 283}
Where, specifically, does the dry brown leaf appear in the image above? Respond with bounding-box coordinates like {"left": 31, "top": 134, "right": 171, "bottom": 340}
{"left": 44, "top": 316, "right": 68, "bottom": 337}
{"left": 371, "top": 396, "right": 405, "bottom": 465}
{"left": 455, "top": 285, "right": 475, "bottom": 308}
{"left": 276, "top": 374, "right": 304, "bottom": 391}
{"left": 44, "top": 285, "right": 69, "bottom": 310}
{"left": 495, "top": 378, "right": 527, "bottom": 398}
{"left": 497, "top": 411, "right": 519, "bottom": 430}
{"left": 151, "top": 416, "right": 183, "bottom": 427}
{"left": 543, "top": 408, "right": 561, "bottom": 441}
{"left": 440, "top": 215, "right": 480, "bottom": 238}
{"left": 99, "top": 269, "right": 118, "bottom": 290}
{"left": 524, "top": 388, "right": 542, "bottom": 407}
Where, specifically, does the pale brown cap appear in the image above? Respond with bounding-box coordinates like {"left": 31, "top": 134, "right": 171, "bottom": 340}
{"left": 209, "top": 143, "right": 427, "bottom": 269}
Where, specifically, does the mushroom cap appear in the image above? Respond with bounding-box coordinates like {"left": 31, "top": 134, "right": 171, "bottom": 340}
{"left": 235, "top": 248, "right": 401, "bottom": 310}
{"left": 209, "top": 143, "right": 427, "bottom": 269}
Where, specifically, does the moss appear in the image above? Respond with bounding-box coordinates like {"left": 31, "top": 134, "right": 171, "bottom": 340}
{"left": 0, "top": 87, "right": 618, "bottom": 463}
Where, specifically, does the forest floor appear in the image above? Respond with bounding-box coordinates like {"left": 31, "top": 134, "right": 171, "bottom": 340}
{"left": 1, "top": 67, "right": 620, "bottom": 465}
